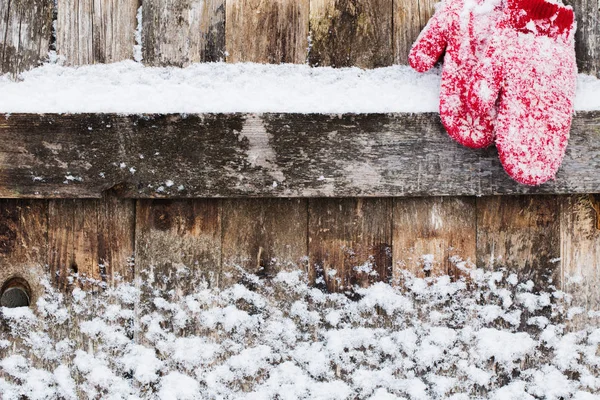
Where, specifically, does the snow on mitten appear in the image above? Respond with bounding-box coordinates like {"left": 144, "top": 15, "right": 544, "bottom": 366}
{"left": 468, "top": 0, "right": 577, "bottom": 185}
{"left": 409, "top": 0, "right": 503, "bottom": 149}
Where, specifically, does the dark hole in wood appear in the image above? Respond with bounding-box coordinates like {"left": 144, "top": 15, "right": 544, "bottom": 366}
{"left": 71, "top": 262, "right": 79, "bottom": 274}
{"left": 1, "top": 277, "right": 31, "bottom": 308}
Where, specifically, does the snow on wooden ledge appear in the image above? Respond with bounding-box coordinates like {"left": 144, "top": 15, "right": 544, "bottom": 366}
{"left": 0, "top": 112, "right": 598, "bottom": 198}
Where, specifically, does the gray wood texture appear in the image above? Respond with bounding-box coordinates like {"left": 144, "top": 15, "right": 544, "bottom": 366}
{"left": 567, "top": 0, "right": 600, "bottom": 77}
{"left": 308, "top": 0, "right": 393, "bottom": 68}
{"left": 226, "top": 0, "right": 309, "bottom": 64}
{"left": 143, "top": 0, "right": 225, "bottom": 66}
{"left": 0, "top": 112, "right": 598, "bottom": 198}
{"left": 56, "top": 0, "right": 139, "bottom": 65}
{"left": 394, "top": 0, "right": 437, "bottom": 65}
{"left": 0, "top": 0, "right": 53, "bottom": 75}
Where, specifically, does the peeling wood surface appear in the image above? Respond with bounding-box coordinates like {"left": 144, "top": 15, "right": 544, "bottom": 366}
{"left": 56, "top": 0, "right": 138, "bottom": 65}
{"left": 394, "top": 0, "right": 437, "bottom": 65}
{"left": 308, "top": 0, "right": 393, "bottom": 68}
{"left": 566, "top": 0, "right": 600, "bottom": 77}
{"left": 0, "top": 112, "right": 599, "bottom": 198}
{"left": 308, "top": 198, "right": 393, "bottom": 293}
{"left": 221, "top": 199, "right": 308, "bottom": 286}
{"left": 476, "top": 196, "right": 561, "bottom": 291}
{"left": 393, "top": 197, "right": 476, "bottom": 279}
{"left": 0, "top": 0, "right": 53, "bottom": 75}
{"left": 560, "top": 195, "right": 600, "bottom": 329}
{"left": 143, "top": 0, "right": 225, "bottom": 66}
{"left": 226, "top": 0, "right": 309, "bottom": 64}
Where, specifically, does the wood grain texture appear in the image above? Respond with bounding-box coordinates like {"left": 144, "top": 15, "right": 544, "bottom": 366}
{"left": 308, "top": 198, "right": 392, "bottom": 293}
{"left": 560, "top": 195, "right": 600, "bottom": 329}
{"left": 56, "top": 0, "right": 138, "bottom": 65}
{"left": 309, "top": 0, "right": 393, "bottom": 68}
{"left": 566, "top": 0, "right": 600, "bottom": 77}
{"left": 476, "top": 196, "right": 561, "bottom": 291}
{"left": 394, "top": 0, "right": 437, "bottom": 65}
{"left": 226, "top": 0, "right": 309, "bottom": 63}
{"left": 221, "top": 198, "right": 308, "bottom": 286}
{"left": 393, "top": 197, "right": 476, "bottom": 279}
{"left": 135, "top": 200, "right": 221, "bottom": 294}
{"left": 143, "top": 0, "right": 225, "bottom": 66}
{"left": 0, "top": 200, "right": 48, "bottom": 304}
{"left": 48, "top": 197, "right": 135, "bottom": 290}
{"left": 0, "top": 0, "right": 53, "bottom": 75}
{"left": 0, "top": 112, "right": 599, "bottom": 198}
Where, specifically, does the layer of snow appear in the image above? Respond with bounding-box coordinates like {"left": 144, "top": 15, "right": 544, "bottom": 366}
{"left": 0, "top": 266, "right": 599, "bottom": 399}
{"left": 1, "top": 61, "right": 598, "bottom": 114}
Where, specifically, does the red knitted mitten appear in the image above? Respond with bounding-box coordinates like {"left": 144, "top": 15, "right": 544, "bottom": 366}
{"left": 468, "top": 0, "right": 577, "bottom": 185}
{"left": 409, "top": 0, "right": 504, "bottom": 149}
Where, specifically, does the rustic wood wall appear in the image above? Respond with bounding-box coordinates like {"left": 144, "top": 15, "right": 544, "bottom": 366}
{"left": 2, "top": 0, "right": 599, "bottom": 74}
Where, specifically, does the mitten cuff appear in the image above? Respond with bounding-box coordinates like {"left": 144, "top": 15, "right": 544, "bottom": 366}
{"left": 507, "top": 0, "right": 574, "bottom": 37}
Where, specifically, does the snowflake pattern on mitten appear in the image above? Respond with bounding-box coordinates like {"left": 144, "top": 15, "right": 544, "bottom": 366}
{"left": 409, "top": 0, "right": 504, "bottom": 149}
{"left": 468, "top": 0, "right": 577, "bottom": 185}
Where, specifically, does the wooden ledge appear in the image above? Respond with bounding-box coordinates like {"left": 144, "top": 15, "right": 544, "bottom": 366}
{"left": 1, "top": 112, "right": 599, "bottom": 198}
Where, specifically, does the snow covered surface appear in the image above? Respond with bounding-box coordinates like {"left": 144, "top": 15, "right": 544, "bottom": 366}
{"left": 1, "top": 265, "right": 599, "bottom": 399}
{"left": 0, "top": 61, "right": 599, "bottom": 114}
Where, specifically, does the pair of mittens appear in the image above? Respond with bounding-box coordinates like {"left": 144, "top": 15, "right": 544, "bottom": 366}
{"left": 410, "top": 0, "right": 577, "bottom": 186}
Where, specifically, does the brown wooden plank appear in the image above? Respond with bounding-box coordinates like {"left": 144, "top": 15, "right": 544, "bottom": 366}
{"left": 143, "top": 0, "right": 225, "bottom": 66}
{"left": 394, "top": 0, "right": 437, "bottom": 65}
{"left": 476, "top": 196, "right": 561, "bottom": 291}
{"left": 393, "top": 197, "right": 476, "bottom": 279}
{"left": 135, "top": 199, "right": 221, "bottom": 295}
{"left": 48, "top": 197, "right": 135, "bottom": 290}
{"left": 309, "top": 0, "right": 393, "bottom": 68}
{"left": 308, "top": 198, "right": 393, "bottom": 293}
{"left": 221, "top": 198, "right": 308, "bottom": 286}
{"left": 0, "top": 200, "right": 48, "bottom": 304}
{"left": 566, "top": 0, "right": 600, "bottom": 77}
{"left": 0, "top": 112, "right": 599, "bottom": 198}
{"left": 0, "top": 0, "right": 53, "bottom": 75}
{"left": 226, "top": 0, "right": 309, "bottom": 64}
{"left": 560, "top": 195, "right": 600, "bottom": 329}
{"left": 56, "top": 0, "right": 138, "bottom": 65}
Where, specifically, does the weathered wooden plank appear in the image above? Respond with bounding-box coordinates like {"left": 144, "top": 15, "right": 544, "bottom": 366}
{"left": 143, "top": 0, "right": 225, "bottom": 66}
{"left": 135, "top": 199, "right": 221, "bottom": 295}
{"left": 56, "top": 0, "right": 138, "bottom": 65}
{"left": 567, "top": 0, "right": 600, "bottom": 76}
{"left": 560, "top": 195, "right": 600, "bottom": 329}
{"left": 476, "top": 196, "right": 561, "bottom": 291}
{"left": 226, "top": 0, "right": 309, "bottom": 64}
{"left": 394, "top": 0, "right": 437, "bottom": 65}
{"left": 0, "top": 200, "right": 48, "bottom": 304}
{"left": 48, "top": 197, "right": 135, "bottom": 290}
{"left": 0, "top": 0, "right": 53, "bottom": 75}
{"left": 308, "top": 0, "right": 393, "bottom": 68}
{"left": 393, "top": 197, "right": 476, "bottom": 279}
{"left": 221, "top": 198, "right": 308, "bottom": 286}
{"left": 0, "top": 112, "right": 599, "bottom": 198}
{"left": 308, "top": 198, "right": 393, "bottom": 293}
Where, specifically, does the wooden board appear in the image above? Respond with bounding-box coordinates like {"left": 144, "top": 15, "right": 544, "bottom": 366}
{"left": 226, "top": 0, "right": 309, "bottom": 64}
{"left": 560, "top": 195, "right": 600, "bottom": 329}
{"left": 393, "top": 197, "right": 476, "bottom": 279}
{"left": 143, "top": 0, "right": 225, "bottom": 66}
{"left": 0, "top": 112, "right": 599, "bottom": 198}
{"left": 476, "top": 196, "right": 561, "bottom": 291}
{"left": 309, "top": 0, "right": 393, "bottom": 68}
{"left": 221, "top": 199, "right": 308, "bottom": 286}
{"left": 0, "top": 200, "right": 48, "bottom": 303}
{"left": 0, "top": 0, "right": 53, "bottom": 75}
{"left": 48, "top": 196, "right": 135, "bottom": 290}
{"left": 56, "top": 0, "right": 139, "bottom": 65}
{"left": 135, "top": 199, "right": 221, "bottom": 294}
{"left": 308, "top": 198, "right": 393, "bottom": 293}
{"left": 394, "top": 0, "right": 437, "bottom": 65}
{"left": 568, "top": 0, "right": 600, "bottom": 77}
